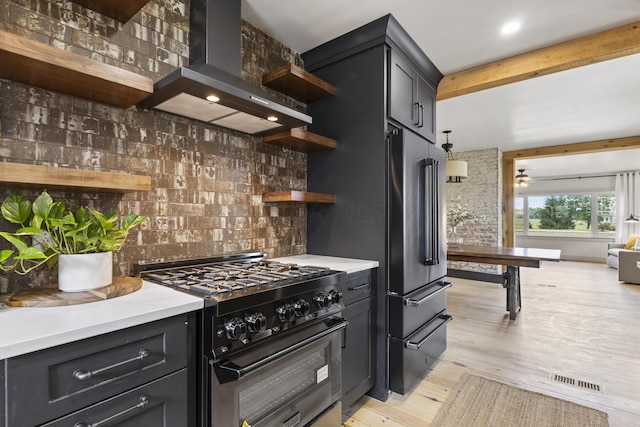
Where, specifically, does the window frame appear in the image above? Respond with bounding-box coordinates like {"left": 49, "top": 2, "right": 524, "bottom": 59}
{"left": 515, "top": 191, "right": 615, "bottom": 238}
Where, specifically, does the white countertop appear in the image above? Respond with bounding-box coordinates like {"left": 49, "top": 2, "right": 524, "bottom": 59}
{"left": 0, "top": 255, "right": 376, "bottom": 360}
{"left": 0, "top": 282, "right": 203, "bottom": 360}
{"left": 269, "top": 254, "right": 378, "bottom": 274}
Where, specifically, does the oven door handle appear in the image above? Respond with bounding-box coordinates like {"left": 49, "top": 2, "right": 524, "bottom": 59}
{"left": 215, "top": 317, "right": 348, "bottom": 384}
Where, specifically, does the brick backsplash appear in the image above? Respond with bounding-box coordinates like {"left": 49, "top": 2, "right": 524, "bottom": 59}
{"left": 446, "top": 148, "right": 502, "bottom": 274}
{"left": 0, "top": 0, "right": 308, "bottom": 292}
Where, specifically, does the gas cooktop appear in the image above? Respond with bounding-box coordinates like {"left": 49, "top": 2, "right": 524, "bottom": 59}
{"left": 136, "top": 253, "right": 337, "bottom": 299}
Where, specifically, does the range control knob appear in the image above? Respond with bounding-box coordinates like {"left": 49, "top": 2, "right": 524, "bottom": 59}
{"left": 314, "top": 292, "right": 331, "bottom": 308}
{"left": 245, "top": 313, "right": 267, "bottom": 332}
{"left": 276, "top": 304, "right": 295, "bottom": 323}
{"left": 293, "top": 299, "right": 310, "bottom": 316}
{"left": 329, "top": 290, "right": 343, "bottom": 305}
{"left": 224, "top": 317, "right": 247, "bottom": 341}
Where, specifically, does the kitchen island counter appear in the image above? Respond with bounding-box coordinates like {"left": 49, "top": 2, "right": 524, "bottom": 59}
{"left": 0, "top": 281, "right": 203, "bottom": 359}
{"left": 270, "top": 254, "right": 379, "bottom": 274}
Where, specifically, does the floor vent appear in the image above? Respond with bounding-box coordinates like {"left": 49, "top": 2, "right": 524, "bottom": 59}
{"left": 552, "top": 374, "right": 601, "bottom": 392}
{"left": 577, "top": 380, "right": 601, "bottom": 392}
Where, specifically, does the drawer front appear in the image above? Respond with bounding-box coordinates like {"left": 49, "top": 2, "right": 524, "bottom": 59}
{"left": 41, "top": 369, "right": 188, "bottom": 427}
{"left": 340, "top": 270, "right": 375, "bottom": 306}
{"left": 388, "top": 280, "right": 450, "bottom": 338}
{"left": 7, "top": 314, "right": 188, "bottom": 427}
{"left": 389, "top": 312, "right": 452, "bottom": 395}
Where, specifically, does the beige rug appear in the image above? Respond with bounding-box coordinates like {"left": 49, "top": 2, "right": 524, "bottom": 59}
{"left": 430, "top": 374, "right": 609, "bottom": 427}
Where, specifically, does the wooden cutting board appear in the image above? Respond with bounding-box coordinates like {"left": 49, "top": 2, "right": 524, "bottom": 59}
{"left": 4, "top": 277, "right": 143, "bottom": 307}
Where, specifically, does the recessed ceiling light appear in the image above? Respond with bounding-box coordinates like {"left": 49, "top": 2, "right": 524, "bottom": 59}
{"left": 501, "top": 21, "right": 521, "bottom": 36}
{"left": 206, "top": 95, "right": 220, "bottom": 103}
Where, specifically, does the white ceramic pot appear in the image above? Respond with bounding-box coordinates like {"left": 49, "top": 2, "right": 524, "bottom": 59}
{"left": 58, "top": 252, "right": 113, "bottom": 292}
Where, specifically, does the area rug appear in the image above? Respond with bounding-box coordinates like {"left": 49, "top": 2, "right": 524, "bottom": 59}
{"left": 430, "top": 374, "right": 609, "bottom": 427}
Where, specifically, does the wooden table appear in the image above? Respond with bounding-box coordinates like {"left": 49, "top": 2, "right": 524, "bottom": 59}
{"left": 447, "top": 245, "right": 561, "bottom": 320}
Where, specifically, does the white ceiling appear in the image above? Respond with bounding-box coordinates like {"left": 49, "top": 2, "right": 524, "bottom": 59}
{"left": 241, "top": 0, "right": 640, "bottom": 180}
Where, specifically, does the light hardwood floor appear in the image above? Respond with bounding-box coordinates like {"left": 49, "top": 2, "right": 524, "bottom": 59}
{"left": 343, "top": 261, "right": 640, "bottom": 427}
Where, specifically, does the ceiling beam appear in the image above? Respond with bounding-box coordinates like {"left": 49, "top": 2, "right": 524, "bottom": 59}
{"left": 502, "top": 135, "right": 640, "bottom": 160}
{"left": 437, "top": 21, "right": 640, "bottom": 101}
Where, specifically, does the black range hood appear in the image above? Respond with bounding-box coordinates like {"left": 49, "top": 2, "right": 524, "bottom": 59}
{"left": 138, "top": 0, "right": 311, "bottom": 135}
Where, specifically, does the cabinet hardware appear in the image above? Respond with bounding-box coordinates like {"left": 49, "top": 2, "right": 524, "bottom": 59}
{"left": 73, "top": 349, "right": 150, "bottom": 381}
{"left": 405, "top": 315, "right": 452, "bottom": 351}
{"left": 348, "top": 283, "right": 370, "bottom": 291}
{"left": 73, "top": 395, "right": 150, "bottom": 427}
{"left": 404, "top": 282, "right": 452, "bottom": 307}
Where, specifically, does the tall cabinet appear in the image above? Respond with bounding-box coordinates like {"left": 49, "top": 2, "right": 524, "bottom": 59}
{"left": 302, "top": 14, "right": 445, "bottom": 403}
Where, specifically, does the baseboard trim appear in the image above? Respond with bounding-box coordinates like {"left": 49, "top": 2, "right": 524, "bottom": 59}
{"left": 447, "top": 269, "right": 503, "bottom": 283}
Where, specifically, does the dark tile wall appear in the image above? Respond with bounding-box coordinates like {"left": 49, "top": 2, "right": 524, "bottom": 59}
{"left": 0, "top": 0, "right": 308, "bottom": 292}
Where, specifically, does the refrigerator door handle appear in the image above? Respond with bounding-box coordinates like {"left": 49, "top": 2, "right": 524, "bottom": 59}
{"left": 423, "top": 158, "right": 440, "bottom": 265}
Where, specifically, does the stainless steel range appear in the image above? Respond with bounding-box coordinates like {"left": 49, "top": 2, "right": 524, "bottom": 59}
{"left": 136, "top": 252, "right": 347, "bottom": 427}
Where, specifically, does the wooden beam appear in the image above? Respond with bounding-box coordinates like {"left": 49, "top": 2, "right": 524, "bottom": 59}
{"left": 437, "top": 21, "right": 640, "bottom": 100}
{"left": 502, "top": 135, "right": 640, "bottom": 160}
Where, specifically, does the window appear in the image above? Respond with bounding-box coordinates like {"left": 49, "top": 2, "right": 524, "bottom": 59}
{"left": 515, "top": 193, "right": 615, "bottom": 237}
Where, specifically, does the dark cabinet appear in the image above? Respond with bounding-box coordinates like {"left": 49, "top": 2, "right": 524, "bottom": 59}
{"left": 3, "top": 314, "right": 192, "bottom": 427}
{"left": 339, "top": 270, "right": 376, "bottom": 409}
{"left": 303, "top": 14, "right": 444, "bottom": 401}
{"left": 389, "top": 49, "right": 437, "bottom": 142}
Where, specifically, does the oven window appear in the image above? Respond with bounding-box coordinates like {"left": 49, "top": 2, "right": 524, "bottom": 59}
{"left": 239, "top": 349, "right": 328, "bottom": 423}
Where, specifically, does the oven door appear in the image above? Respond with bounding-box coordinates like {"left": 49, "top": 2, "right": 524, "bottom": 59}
{"left": 210, "top": 317, "right": 347, "bottom": 427}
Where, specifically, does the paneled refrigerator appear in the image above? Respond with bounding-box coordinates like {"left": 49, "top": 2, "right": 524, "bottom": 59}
{"left": 304, "top": 13, "right": 451, "bottom": 402}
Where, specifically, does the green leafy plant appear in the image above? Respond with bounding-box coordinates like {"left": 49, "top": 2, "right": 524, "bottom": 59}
{"left": 0, "top": 190, "right": 147, "bottom": 275}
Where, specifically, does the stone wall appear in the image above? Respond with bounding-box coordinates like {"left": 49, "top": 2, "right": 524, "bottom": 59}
{"left": 446, "top": 148, "right": 502, "bottom": 274}
{"left": 0, "top": 0, "right": 308, "bottom": 292}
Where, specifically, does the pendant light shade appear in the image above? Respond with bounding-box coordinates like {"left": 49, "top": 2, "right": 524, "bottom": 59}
{"left": 441, "top": 130, "right": 467, "bottom": 183}
{"left": 446, "top": 160, "right": 468, "bottom": 181}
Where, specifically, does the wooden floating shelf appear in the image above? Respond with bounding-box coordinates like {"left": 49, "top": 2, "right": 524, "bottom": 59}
{"left": 0, "top": 163, "right": 151, "bottom": 193}
{"left": 262, "top": 129, "right": 336, "bottom": 152}
{"left": 72, "top": 0, "right": 149, "bottom": 23}
{"left": 0, "top": 30, "right": 153, "bottom": 108}
{"left": 262, "top": 191, "right": 335, "bottom": 204}
{"left": 263, "top": 63, "right": 335, "bottom": 102}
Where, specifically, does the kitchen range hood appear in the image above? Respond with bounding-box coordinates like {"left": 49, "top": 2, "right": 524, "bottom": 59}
{"left": 137, "top": 0, "right": 311, "bottom": 135}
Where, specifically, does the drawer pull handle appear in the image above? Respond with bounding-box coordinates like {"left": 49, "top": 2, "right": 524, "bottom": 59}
{"left": 73, "top": 349, "right": 150, "bottom": 381}
{"left": 404, "top": 282, "right": 452, "bottom": 307}
{"left": 74, "top": 395, "right": 150, "bottom": 427}
{"left": 405, "top": 315, "right": 453, "bottom": 351}
{"left": 348, "top": 283, "right": 370, "bottom": 291}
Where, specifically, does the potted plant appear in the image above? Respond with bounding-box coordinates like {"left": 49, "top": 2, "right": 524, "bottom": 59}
{"left": 0, "top": 190, "right": 146, "bottom": 292}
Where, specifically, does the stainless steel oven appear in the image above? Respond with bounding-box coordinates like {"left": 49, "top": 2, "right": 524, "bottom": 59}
{"left": 211, "top": 317, "right": 346, "bottom": 427}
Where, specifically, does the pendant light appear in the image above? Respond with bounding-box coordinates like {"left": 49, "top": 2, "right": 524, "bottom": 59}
{"left": 441, "top": 130, "right": 467, "bottom": 183}
{"left": 515, "top": 169, "right": 530, "bottom": 188}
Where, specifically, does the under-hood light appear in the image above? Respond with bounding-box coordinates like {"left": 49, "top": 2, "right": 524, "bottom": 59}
{"left": 206, "top": 95, "right": 220, "bottom": 103}
{"left": 267, "top": 116, "right": 278, "bottom": 122}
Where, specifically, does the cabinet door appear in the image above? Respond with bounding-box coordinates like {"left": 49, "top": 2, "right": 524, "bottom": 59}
{"left": 417, "top": 74, "right": 436, "bottom": 142}
{"left": 341, "top": 297, "right": 375, "bottom": 409}
{"left": 389, "top": 49, "right": 418, "bottom": 130}
{"left": 389, "top": 49, "right": 437, "bottom": 142}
